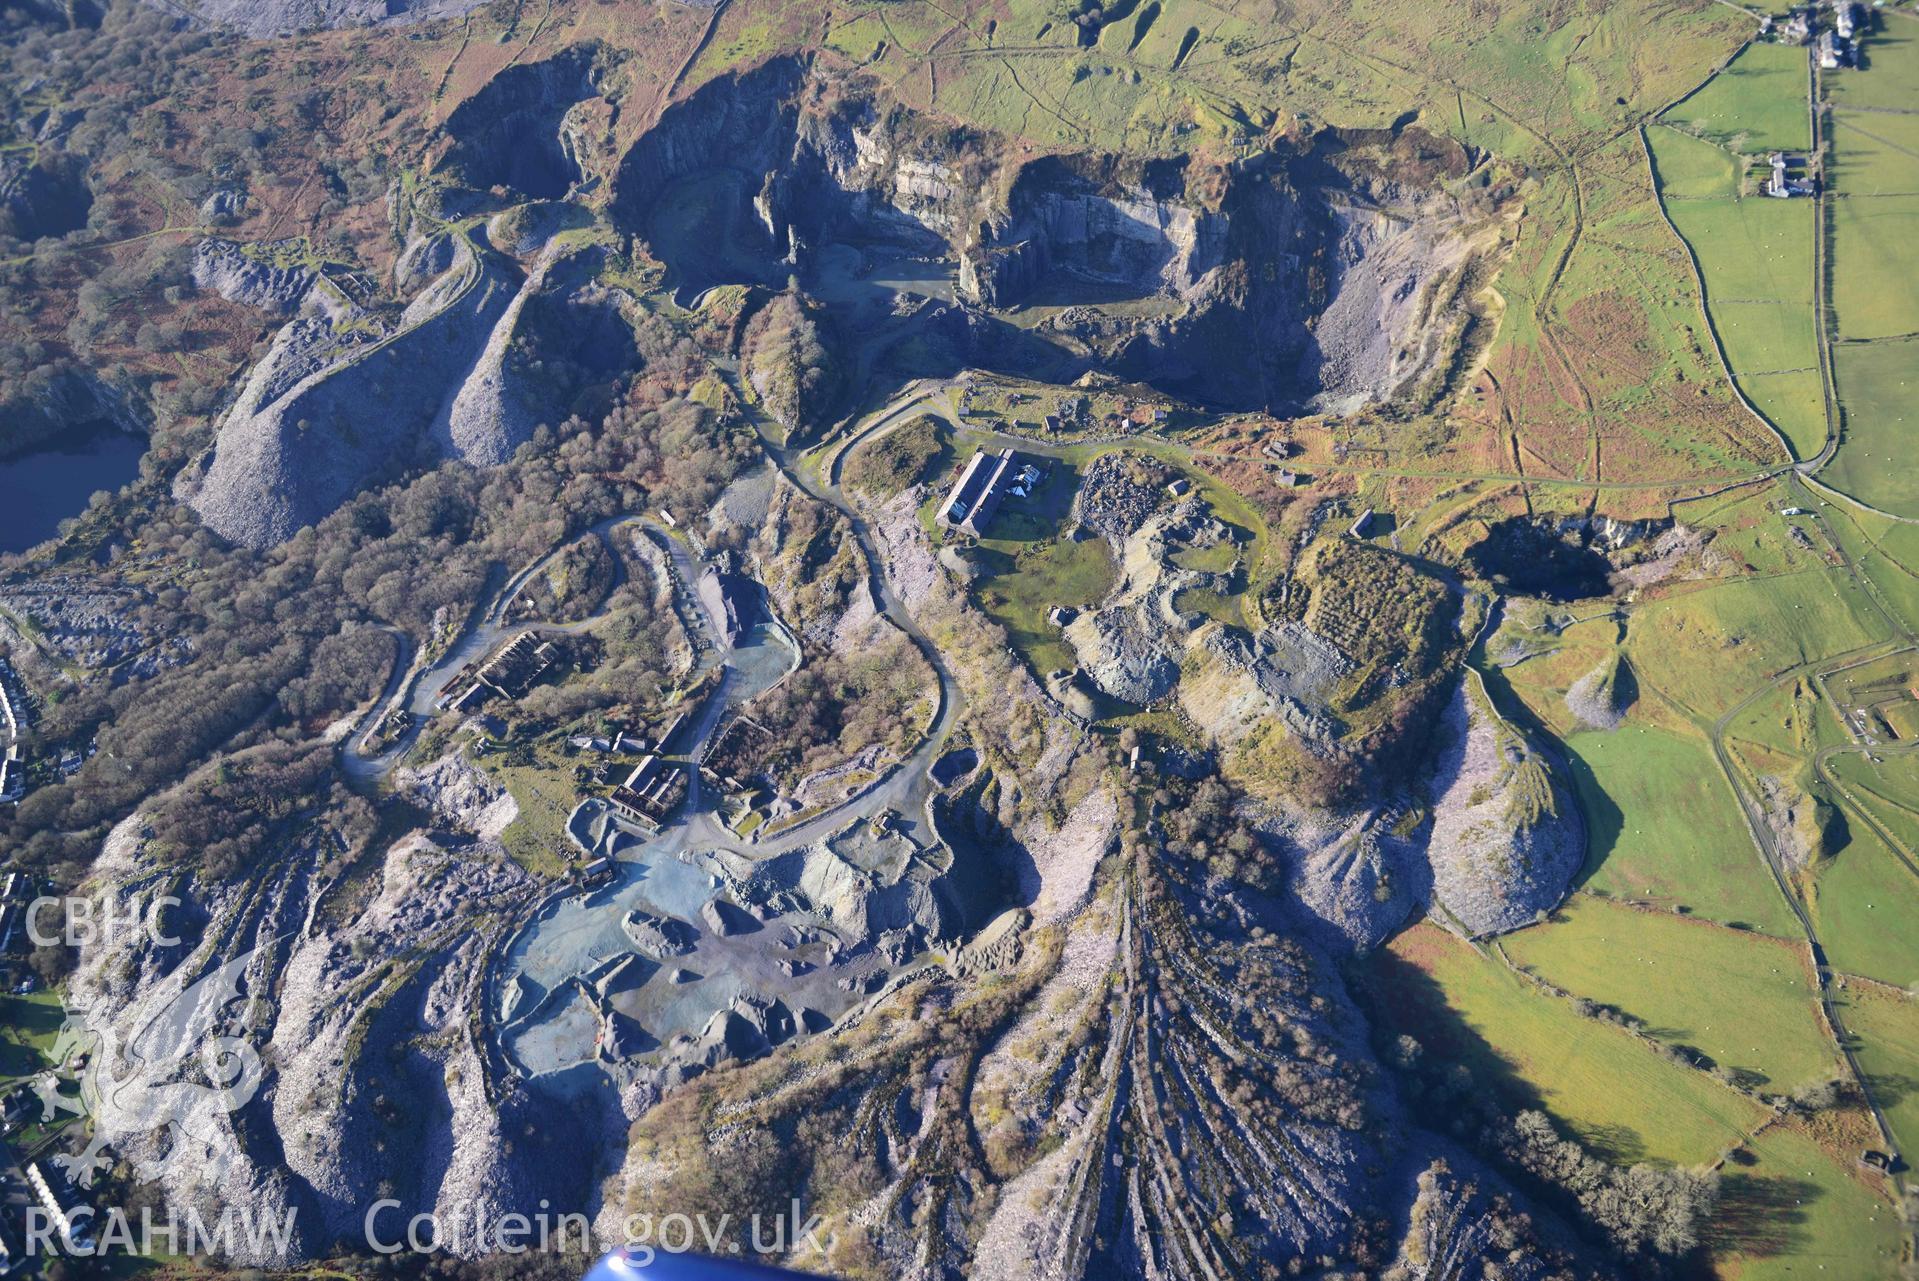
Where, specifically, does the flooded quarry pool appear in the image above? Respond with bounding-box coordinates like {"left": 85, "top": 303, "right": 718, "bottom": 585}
{"left": 0, "top": 429, "right": 144, "bottom": 553}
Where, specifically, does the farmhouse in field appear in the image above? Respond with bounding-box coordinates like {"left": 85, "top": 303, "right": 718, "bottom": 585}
{"left": 1766, "top": 152, "right": 1816, "bottom": 198}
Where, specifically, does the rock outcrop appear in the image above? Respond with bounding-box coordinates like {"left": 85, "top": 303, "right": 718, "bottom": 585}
{"left": 1178, "top": 621, "right": 1347, "bottom": 748}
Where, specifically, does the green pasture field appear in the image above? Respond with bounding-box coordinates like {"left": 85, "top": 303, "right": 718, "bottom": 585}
{"left": 1490, "top": 640, "right": 1610, "bottom": 736}
{"left": 973, "top": 542, "right": 1117, "bottom": 681}
{"left": 1647, "top": 125, "right": 1741, "bottom": 197}
{"left": 1828, "top": 113, "right": 1919, "bottom": 196}
{"left": 1564, "top": 726, "right": 1801, "bottom": 935}
{"left": 1823, "top": 648, "right": 1919, "bottom": 704}
{"left": 1805, "top": 497, "right": 1919, "bottom": 636}
{"left": 1842, "top": 556, "right": 1919, "bottom": 649}
{"left": 1825, "top": 336, "right": 1919, "bottom": 518}
{"left": 1705, "top": 1122, "right": 1903, "bottom": 1281}
{"left": 1738, "top": 372, "right": 1827, "bottom": 457}
{"left": 1661, "top": 41, "right": 1810, "bottom": 154}
{"left": 1831, "top": 981, "right": 1919, "bottom": 1158}
{"left": 1724, "top": 673, "right": 1850, "bottom": 763}
{"left": 1652, "top": 162, "right": 1823, "bottom": 456}
{"left": 1505, "top": 897, "right": 1836, "bottom": 1089}
{"left": 1682, "top": 483, "right": 1828, "bottom": 577}
{"left": 1832, "top": 195, "right": 1919, "bottom": 340}
{"left": 1661, "top": 194, "right": 1815, "bottom": 320}
{"left": 1810, "top": 817, "right": 1919, "bottom": 987}
{"left": 1819, "top": 21, "right": 1919, "bottom": 522}
{"left": 1713, "top": 300, "right": 1821, "bottom": 375}
{"left": 1826, "top": 749, "right": 1919, "bottom": 856}
{"left": 1625, "top": 570, "right": 1886, "bottom": 719}
{"left": 1365, "top": 924, "right": 1767, "bottom": 1167}
{"left": 1872, "top": 517, "right": 1919, "bottom": 573}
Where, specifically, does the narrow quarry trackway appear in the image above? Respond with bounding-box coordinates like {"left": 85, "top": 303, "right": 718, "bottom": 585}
{"left": 338, "top": 510, "right": 651, "bottom": 784}
{"left": 762, "top": 406, "right": 969, "bottom": 844}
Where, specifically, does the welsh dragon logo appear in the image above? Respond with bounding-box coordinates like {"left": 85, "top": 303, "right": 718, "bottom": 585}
{"left": 33, "top": 941, "right": 271, "bottom": 1189}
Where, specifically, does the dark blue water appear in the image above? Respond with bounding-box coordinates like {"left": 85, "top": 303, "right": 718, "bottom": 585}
{"left": 0, "top": 431, "right": 145, "bottom": 554}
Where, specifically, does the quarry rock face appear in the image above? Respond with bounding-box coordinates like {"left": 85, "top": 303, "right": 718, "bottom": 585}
{"left": 200, "top": 186, "right": 248, "bottom": 221}
{"left": 959, "top": 160, "right": 1230, "bottom": 307}
{"left": 438, "top": 46, "right": 606, "bottom": 200}
{"left": 1305, "top": 198, "right": 1481, "bottom": 413}
{"left": 954, "top": 147, "right": 1484, "bottom": 409}
{"left": 616, "top": 56, "right": 964, "bottom": 272}
{"left": 1, "top": 364, "right": 145, "bottom": 459}
{"left": 181, "top": 53, "right": 1495, "bottom": 549}
{"left": 612, "top": 59, "right": 812, "bottom": 222}
{"left": 1425, "top": 679, "right": 1585, "bottom": 936}
{"left": 612, "top": 54, "right": 1484, "bottom": 413}
{"left": 954, "top": 157, "right": 1317, "bottom": 406}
